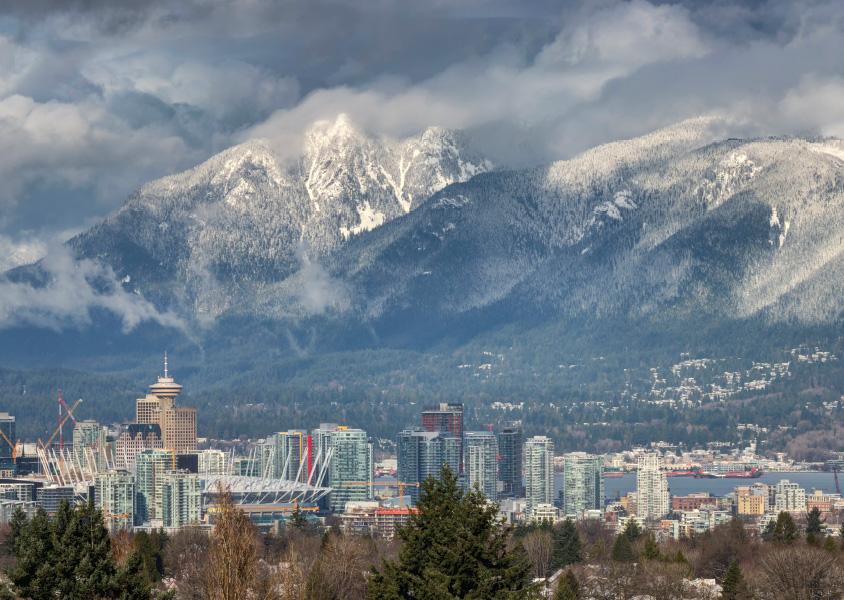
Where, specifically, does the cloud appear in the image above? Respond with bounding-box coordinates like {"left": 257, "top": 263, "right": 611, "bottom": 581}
{"left": 0, "top": 235, "right": 47, "bottom": 271}
{"left": 0, "top": 0, "right": 844, "bottom": 256}
{"left": 291, "top": 244, "right": 350, "bottom": 316}
{"left": 0, "top": 245, "right": 186, "bottom": 332}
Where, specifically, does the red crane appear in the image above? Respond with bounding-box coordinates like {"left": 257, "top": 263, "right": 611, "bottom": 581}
{"left": 56, "top": 389, "right": 79, "bottom": 449}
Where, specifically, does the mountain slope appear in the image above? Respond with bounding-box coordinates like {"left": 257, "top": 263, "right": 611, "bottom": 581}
{"left": 331, "top": 123, "right": 844, "bottom": 335}
{"left": 68, "top": 115, "right": 491, "bottom": 320}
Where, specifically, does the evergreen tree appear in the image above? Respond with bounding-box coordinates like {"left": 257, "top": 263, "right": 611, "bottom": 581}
{"left": 116, "top": 548, "right": 155, "bottom": 600}
{"left": 823, "top": 536, "right": 837, "bottom": 553}
{"left": 367, "top": 465, "right": 538, "bottom": 599}
{"left": 805, "top": 507, "right": 823, "bottom": 545}
{"left": 551, "top": 519, "right": 582, "bottom": 571}
{"left": 290, "top": 505, "right": 308, "bottom": 530}
{"left": 720, "top": 559, "right": 750, "bottom": 600}
{"left": 5, "top": 507, "right": 27, "bottom": 556}
{"left": 553, "top": 570, "right": 580, "bottom": 600}
{"left": 67, "top": 500, "right": 118, "bottom": 597}
{"left": 611, "top": 532, "right": 635, "bottom": 562}
{"left": 772, "top": 511, "right": 798, "bottom": 544}
{"left": 8, "top": 508, "right": 56, "bottom": 600}
{"left": 673, "top": 549, "right": 688, "bottom": 565}
{"left": 642, "top": 533, "right": 661, "bottom": 561}
{"left": 622, "top": 520, "right": 642, "bottom": 542}
{"left": 761, "top": 519, "right": 776, "bottom": 542}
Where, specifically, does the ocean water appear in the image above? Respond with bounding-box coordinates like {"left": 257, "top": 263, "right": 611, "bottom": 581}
{"left": 554, "top": 471, "right": 840, "bottom": 501}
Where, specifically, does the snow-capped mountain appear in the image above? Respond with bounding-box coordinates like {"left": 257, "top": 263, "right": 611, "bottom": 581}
{"left": 333, "top": 119, "right": 844, "bottom": 332}
{"left": 68, "top": 115, "right": 491, "bottom": 318}
{"left": 16, "top": 114, "right": 844, "bottom": 364}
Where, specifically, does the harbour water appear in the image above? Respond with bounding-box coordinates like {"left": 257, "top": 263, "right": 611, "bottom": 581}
{"left": 554, "top": 471, "right": 840, "bottom": 501}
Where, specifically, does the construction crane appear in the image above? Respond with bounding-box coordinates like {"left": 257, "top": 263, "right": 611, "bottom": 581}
{"left": 0, "top": 429, "right": 19, "bottom": 465}
{"left": 40, "top": 398, "right": 83, "bottom": 450}
{"left": 343, "top": 480, "right": 420, "bottom": 509}
{"left": 56, "top": 389, "right": 80, "bottom": 449}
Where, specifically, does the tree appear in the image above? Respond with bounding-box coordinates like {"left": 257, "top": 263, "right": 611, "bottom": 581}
{"left": 367, "top": 465, "right": 538, "bottom": 599}
{"left": 551, "top": 519, "right": 582, "bottom": 571}
{"left": 773, "top": 511, "right": 798, "bottom": 544}
{"left": 5, "top": 508, "right": 27, "bottom": 557}
{"left": 8, "top": 508, "right": 56, "bottom": 600}
{"left": 641, "top": 533, "right": 661, "bottom": 561}
{"left": 553, "top": 570, "right": 580, "bottom": 600}
{"left": 290, "top": 505, "right": 308, "bottom": 530}
{"left": 761, "top": 519, "right": 776, "bottom": 542}
{"left": 205, "top": 486, "right": 259, "bottom": 600}
{"left": 521, "top": 529, "right": 553, "bottom": 579}
{"left": 758, "top": 547, "right": 844, "bottom": 600}
{"left": 805, "top": 507, "right": 823, "bottom": 545}
{"left": 612, "top": 532, "right": 635, "bottom": 563}
{"left": 720, "top": 560, "right": 750, "bottom": 600}
{"left": 622, "top": 520, "right": 642, "bottom": 542}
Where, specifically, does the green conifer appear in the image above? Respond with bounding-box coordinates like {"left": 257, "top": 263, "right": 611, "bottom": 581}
{"left": 551, "top": 518, "right": 582, "bottom": 571}
{"left": 553, "top": 570, "right": 580, "bottom": 600}
{"left": 612, "top": 532, "right": 635, "bottom": 562}
{"left": 367, "top": 465, "right": 538, "bottom": 599}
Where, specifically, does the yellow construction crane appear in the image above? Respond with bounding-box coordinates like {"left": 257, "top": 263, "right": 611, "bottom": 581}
{"left": 0, "top": 429, "right": 19, "bottom": 464}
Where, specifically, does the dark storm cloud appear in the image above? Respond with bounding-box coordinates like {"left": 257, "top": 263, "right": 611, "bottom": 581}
{"left": 1, "top": 0, "right": 844, "bottom": 273}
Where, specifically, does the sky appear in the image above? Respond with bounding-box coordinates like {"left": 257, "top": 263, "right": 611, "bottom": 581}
{"left": 1, "top": 0, "right": 844, "bottom": 271}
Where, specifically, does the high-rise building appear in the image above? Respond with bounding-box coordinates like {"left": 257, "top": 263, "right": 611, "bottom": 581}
{"left": 774, "top": 480, "right": 807, "bottom": 513}
{"left": 524, "top": 436, "right": 554, "bottom": 515}
{"left": 329, "top": 428, "right": 373, "bottom": 513}
{"left": 497, "top": 424, "right": 523, "bottom": 497}
{"left": 135, "top": 355, "right": 197, "bottom": 454}
{"left": 115, "top": 423, "right": 163, "bottom": 470}
{"left": 277, "top": 430, "right": 309, "bottom": 482}
{"left": 95, "top": 470, "right": 135, "bottom": 531}
{"left": 198, "top": 449, "right": 228, "bottom": 476}
{"left": 0, "top": 413, "right": 15, "bottom": 472}
{"left": 421, "top": 403, "right": 464, "bottom": 471}
{"left": 562, "top": 452, "right": 604, "bottom": 517}
{"left": 464, "top": 431, "right": 498, "bottom": 501}
{"left": 311, "top": 423, "right": 340, "bottom": 485}
{"left": 37, "top": 486, "right": 75, "bottom": 515}
{"left": 397, "top": 428, "right": 461, "bottom": 504}
{"left": 161, "top": 472, "right": 202, "bottom": 528}
{"left": 73, "top": 420, "right": 108, "bottom": 473}
{"left": 135, "top": 449, "right": 174, "bottom": 524}
{"left": 636, "top": 453, "right": 670, "bottom": 521}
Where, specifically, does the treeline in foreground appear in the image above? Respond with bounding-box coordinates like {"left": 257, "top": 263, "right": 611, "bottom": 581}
{"left": 0, "top": 471, "right": 843, "bottom": 599}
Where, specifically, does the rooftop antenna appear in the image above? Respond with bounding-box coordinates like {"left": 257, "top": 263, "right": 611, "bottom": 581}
{"left": 164, "top": 351, "right": 169, "bottom": 378}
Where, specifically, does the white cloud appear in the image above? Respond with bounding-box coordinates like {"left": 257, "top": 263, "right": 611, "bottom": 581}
{"left": 0, "top": 245, "right": 185, "bottom": 332}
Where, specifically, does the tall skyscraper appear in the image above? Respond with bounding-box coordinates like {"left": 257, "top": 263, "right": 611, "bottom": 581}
{"left": 278, "top": 430, "right": 309, "bottom": 482}
{"left": 136, "top": 354, "right": 197, "bottom": 454}
{"left": 135, "top": 449, "right": 174, "bottom": 524}
{"left": 73, "top": 420, "right": 108, "bottom": 473}
{"left": 524, "top": 436, "right": 554, "bottom": 514}
{"left": 636, "top": 453, "right": 670, "bottom": 521}
{"left": 0, "top": 413, "right": 15, "bottom": 471}
{"left": 398, "top": 428, "right": 461, "bottom": 504}
{"left": 497, "top": 424, "right": 523, "bottom": 497}
{"left": 421, "top": 403, "right": 464, "bottom": 471}
{"left": 311, "top": 423, "right": 340, "bottom": 485}
{"left": 464, "top": 431, "right": 498, "bottom": 501}
{"left": 161, "top": 472, "right": 202, "bottom": 528}
{"left": 95, "top": 470, "right": 135, "bottom": 531}
{"left": 328, "top": 428, "right": 373, "bottom": 512}
{"left": 562, "top": 452, "right": 604, "bottom": 516}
